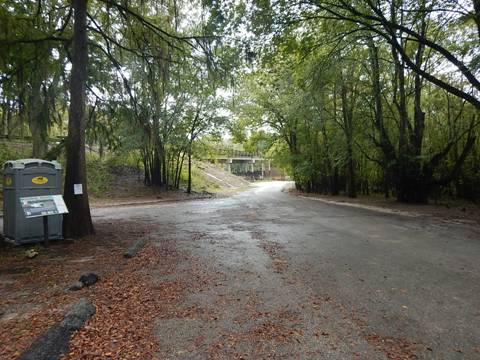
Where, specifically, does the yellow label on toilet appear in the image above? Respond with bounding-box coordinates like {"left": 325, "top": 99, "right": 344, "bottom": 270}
{"left": 4, "top": 176, "right": 12, "bottom": 186}
{"left": 32, "top": 176, "right": 48, "bottom": 185}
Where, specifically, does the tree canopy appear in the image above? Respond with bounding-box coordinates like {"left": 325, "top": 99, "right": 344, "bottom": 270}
{"left": 208, "top": 0, "right": 479, "bottom": 203}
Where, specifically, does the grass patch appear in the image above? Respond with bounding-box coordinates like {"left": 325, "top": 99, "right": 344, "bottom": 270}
{"left": 86, "top": 157, "right": 114, "bottom": 197}
{"left": 179, "top": 164, "right": 221, "bottom": 193}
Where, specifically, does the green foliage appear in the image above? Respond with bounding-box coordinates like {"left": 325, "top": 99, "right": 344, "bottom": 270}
{"left": 182, "top": 164, "right": 221, "bottom": 193}
{"left": 0, "top": 143, "right": 30, "bottom": 166}
{"left": 105, "top": 152, "right": 143, "bottom": 171}
{"left": 0, "top": 0, "right": 236, "bottom": 196}
{"left": 229, "top": 1, "right": 480, "bottom": 202}
{"left": 0, "top": 142, "right": 31, "bottom": 198}
{"left": 86, "top": 156, "right": 114, "bottom": 198}
{"left": 1, "top": 0, "right": 479, "bottom": 204}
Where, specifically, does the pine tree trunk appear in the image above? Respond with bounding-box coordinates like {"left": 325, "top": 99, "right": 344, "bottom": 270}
{"left": 63, "top": 0, "right": 94, "bottom": 238}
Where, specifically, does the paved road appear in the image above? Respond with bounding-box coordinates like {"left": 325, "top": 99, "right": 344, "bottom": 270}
{"left": 94, "top": 181, "right": 480, "bottom": 359}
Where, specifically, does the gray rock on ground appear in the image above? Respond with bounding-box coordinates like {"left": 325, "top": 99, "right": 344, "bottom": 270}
{"left": 124, "top": 237, "right": 148, "bottom": 259}
{"left": 79, "top": 273, "right": 98, "bottom": 286}
{"left": 61, "top": 298, "right": 95, "bottom": 330}
{"left": 68, "top": 281, "right": 84, "bottom": 291}
{"left": 18, "top": 298, "right": 95, "bottom": 360}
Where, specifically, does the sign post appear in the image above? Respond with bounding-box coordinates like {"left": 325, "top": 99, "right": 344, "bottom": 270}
{"left": 43, "top": 215, "right": 49, "bottom": 246}
{"left": 19, "top": 195, "right": 69, "bottom": 245}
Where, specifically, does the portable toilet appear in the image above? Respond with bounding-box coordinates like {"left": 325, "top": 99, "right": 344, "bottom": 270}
{"left": 3, "top": 159, "right": 63, "bottom": 244}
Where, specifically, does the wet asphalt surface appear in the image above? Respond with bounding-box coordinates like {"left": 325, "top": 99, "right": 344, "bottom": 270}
{"left": 93, "top": 181, "right": 480, "bottom": 359}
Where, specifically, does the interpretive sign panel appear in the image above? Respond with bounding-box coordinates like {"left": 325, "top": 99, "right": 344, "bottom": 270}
{"left": 19, "top": 195, "right": 69, "bottom": 218}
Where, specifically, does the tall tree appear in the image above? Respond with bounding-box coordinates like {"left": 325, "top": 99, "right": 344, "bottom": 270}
{"left": 63, "top": 0, "right": 93, "bottom": 237}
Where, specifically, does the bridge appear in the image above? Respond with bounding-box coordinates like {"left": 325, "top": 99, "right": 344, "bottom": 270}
{"left": 205, "top": 148, "right": 272, "bottom": 179}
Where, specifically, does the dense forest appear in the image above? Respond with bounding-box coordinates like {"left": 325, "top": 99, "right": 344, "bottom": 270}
{"left": 220, "top": 1, "right": 480, "bottom": 204}
{"left": 1, "top": 0, "right": 479, "bottom": 237}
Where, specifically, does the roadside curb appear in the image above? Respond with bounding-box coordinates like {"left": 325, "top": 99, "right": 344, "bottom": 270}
{"left": 298, "top": 195, "right": 479, "bottom": 227}
{"left": 0, "top": 195, "right": 216, "bottom": 221}
{"left": 18, "top": 298, "right": 95, "bottom": 360}
{"left": 298, "top": 195, "right": 417, "bottom": 217}
{"left": 91, "top": 194, "right": 214, "bottom": 209}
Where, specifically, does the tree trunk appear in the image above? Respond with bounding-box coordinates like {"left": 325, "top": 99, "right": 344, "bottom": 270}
{"left": 31, "top": 121, "right": 48, "bottom": 158}
{"left": 29, "top": 79, "right": 48, "bottom": 158}
{"left": 473, "top": 0, "right": 480, "bottom": 40}
{"left": 27, "top": 59, "right": 51, "bottom": 159}
{"left": 1, "top": 102, "right": 5, "bottom": 136}
{"left": 151, "top": 117, "right": 163, "bottom": 186}
{"left": 367, "top": 37, "right": 396, "bottom": 199}
{"left": 175, "top": 151, "right": 186, "bottom": 189}
{"left": 412, "top": 14, "right": 427, "bottom": 158}
{"left": 346, "top": 144, "right": 356, "bottom": 198}
{"left": 332, "top": 166, "right": 339, "bottom": 195}
{"left": 329, "top": 87, "right": 340, "bottom": 195}
{"left": 151, "top": 149, "right": 162, "bottom": 186}
{"left": 161, "top": 145, "right": 167, "bottom": 186}
{"left": 63, "top": 0, "right": 94, "bottom": 238}
{"left": 340, "top": 78, "right": 356, "bottom": 198}
{"left": 143, "top": 152, "right": 151, "bottom": 185}
{"left": 6, "top": 104, "right": 12, "bottom": 137}
{"left": 394, "top": 10, "right": 430, "bottom": 204}
{"left": 187, "top": 145, "right": 192, "bottom": 194}
{"left": 1, "top": 101, "right": 9, "bottom": 137}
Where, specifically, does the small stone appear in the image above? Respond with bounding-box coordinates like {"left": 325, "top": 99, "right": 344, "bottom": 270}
{"left": 79, "top": 273, "right": 98, "bottom": 286}
{"left": 124, "top": 238, "right": 147, "bottom": 259}
{"left": 68, "top": 281, "right": 84, "bottom": 291}
{"left": 25, "top": 249, "right": 38, "bottom": 259}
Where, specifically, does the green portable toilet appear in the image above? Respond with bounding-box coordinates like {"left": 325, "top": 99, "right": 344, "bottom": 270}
{"left": 3, "top": 159, "right": 63, "bottom": 245}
